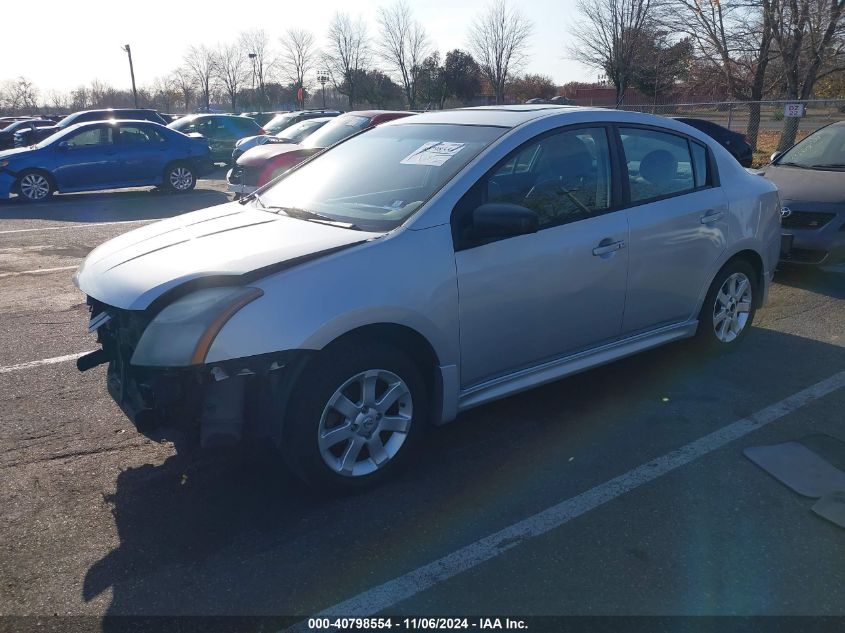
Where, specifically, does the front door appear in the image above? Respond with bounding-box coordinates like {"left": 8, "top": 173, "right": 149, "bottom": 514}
{"left": 52, "top": 124, "right": 118, "bottom": 190}
{"left": 454, "top": 126, "right": 629, "bottom": 387}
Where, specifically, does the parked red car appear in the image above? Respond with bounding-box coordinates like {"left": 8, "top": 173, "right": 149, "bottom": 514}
{"left": 227, "top": 110, "right": 414, "bottom": 196}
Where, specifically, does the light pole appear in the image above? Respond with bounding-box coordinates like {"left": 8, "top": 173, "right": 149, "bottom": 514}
{"left": 121, "top": 45, "right": 138, "bottom": 108}
{"left": 248, "top": 53, "right": 258, "bottom": 111}
{"left": 316, "top": 70, "right": 330, "bottom": 110}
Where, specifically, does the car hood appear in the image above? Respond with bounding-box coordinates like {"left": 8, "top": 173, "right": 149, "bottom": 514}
{"left": 238, "top": 143, "right": 319, "bottom": 166}
{"left": 74, "top": 202, "right": 378, "bottom": 310}
{"left": 0, "top": 145, "right": 38, "bottom": 160}
{"left": 760, "top": 165, "right": 845, "bottom": 204}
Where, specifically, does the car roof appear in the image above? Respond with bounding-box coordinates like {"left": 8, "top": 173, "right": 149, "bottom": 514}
{"left": 385, "top": 105, "right": 603, "bottom": 128}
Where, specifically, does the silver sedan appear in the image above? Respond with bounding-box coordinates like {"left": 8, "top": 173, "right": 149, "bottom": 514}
{"left": 74, "top": 106, "right": 781, "bottom": 490}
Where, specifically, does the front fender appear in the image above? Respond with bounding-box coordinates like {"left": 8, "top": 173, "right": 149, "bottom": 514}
{"left": 206, "top": 223, "right": 460, "bottom": 367}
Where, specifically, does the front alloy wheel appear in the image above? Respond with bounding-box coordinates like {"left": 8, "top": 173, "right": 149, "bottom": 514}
{"left": 712, "top": 272, "right": 753, "bottom": 343}
{"left": 318, "top": 369, "right": 413, "bottom": 477}
{"left": 281, "top": 341, "right": 427, "bottom": 491}
{"left": 18, "top": 172, "right": 52, "bottom": 201}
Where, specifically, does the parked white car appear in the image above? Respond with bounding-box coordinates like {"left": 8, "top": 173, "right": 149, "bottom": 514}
{"left": 75, "top": 106, "right": 781, "bottom": 490}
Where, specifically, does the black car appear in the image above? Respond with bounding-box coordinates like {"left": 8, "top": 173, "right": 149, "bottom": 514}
{"left": 674, "top": 118, "right": 754, "bottom": 167}
{"left": 0, "top": 119, "right": 56, "bottom": 150}
{"left": 167, "top": 114, "right": 264, "bottom": 163}
{"left": 14, "top": 108, "right": 168, "bottom": 147}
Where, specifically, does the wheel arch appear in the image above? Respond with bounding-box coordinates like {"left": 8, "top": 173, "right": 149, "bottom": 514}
{"left": 318, "top": 322, "right": 446, "bottom": 425}
{"left": 722, "top": 248, "right": 765, "bottom": 307}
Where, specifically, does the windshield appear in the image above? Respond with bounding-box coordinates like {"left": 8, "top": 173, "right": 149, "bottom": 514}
{"left": 777, "top": 123, "right": 845, "bottom": 169}
{"left": 34, "top": 124, "right": 89, "bottom": 149}
{"left": 265, "top": 113, "right": 298, "bottom": 134}
{"left": 259, "top": 123, "right": 504, "bottom": 231}
{"left": 279, "top": 119, "right": 327, "bottom": 142}
{"left": 57, "top": 112, "right": 82, "bottom": 129}
{"left": 301, "top": 115, "right": 371, "bottom": 149}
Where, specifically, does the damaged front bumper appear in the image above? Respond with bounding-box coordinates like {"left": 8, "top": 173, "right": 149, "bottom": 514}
{"left": 79, "top": 297, "right": 308, "bottom": 449}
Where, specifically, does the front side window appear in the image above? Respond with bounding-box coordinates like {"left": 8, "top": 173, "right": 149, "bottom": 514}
{"left": 621, "top": 128, "right": 696, "bottom": 203}
{"left": 486, "top": 127, "right": 612, "bottom": 230}
{"left": 63, "top": 126, "right": 113, "bottom": 148}
{"left": 260, "top": 123, "right": 504, "bottom": 232}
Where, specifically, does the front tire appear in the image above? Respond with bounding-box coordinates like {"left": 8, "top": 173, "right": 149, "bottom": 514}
{"left": 696, "top": 259, "right": 758, "bottom": 349}
{"left": 16, "top": 170, "right": 54, "bottom": 202}
{"left": 280, "top": 342, "right": 428, "bottom": 492}
{"left": 164, "top": 163, "right": 196, "bottom": 193}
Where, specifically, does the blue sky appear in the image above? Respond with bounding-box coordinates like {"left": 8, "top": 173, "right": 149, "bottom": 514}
{"left": 0, "top": 0, "right": 595, "bottom": 92}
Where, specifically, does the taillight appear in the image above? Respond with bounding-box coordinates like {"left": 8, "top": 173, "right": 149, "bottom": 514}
{"left": 258, "top": 128, "right": 266, "bottom": 135}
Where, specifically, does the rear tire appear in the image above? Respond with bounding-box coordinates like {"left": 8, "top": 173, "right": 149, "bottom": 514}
{"left": 163, "top": 162, "right": 196, "bottom": 193}
{"left": 696, "top": 259, "right": 758, "bottom": 350}
{"left": 280, "top": 341, "right": 428, "bottom": 492}
{"left": 16, "top": 170, "right": 54, "bottom": 202}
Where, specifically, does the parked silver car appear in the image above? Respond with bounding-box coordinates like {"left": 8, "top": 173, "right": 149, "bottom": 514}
{"left": 74, "top": 106, "right": 781, "bottom": 490}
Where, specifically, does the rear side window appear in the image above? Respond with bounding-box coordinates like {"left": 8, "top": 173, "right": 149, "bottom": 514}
{"left": 118, "top": 125, "right": 165, "bottom": 144}
{"left": 229, "top": 117, "right": 260, "bottom": 132}
{"left": 620, "top": 128, "right": 696, "bottom": 204}
{"left": 690, "top": 141, "right": 709, "bottom": 188}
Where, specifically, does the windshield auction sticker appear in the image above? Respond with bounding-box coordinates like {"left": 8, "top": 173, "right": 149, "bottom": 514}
{"left": 400, "top": 142, "right": 465, "bottom": 166}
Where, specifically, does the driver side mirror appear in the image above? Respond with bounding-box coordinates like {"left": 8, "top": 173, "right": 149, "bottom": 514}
{"left": 57, "top": 141, "right": 70, "bottom": 150}
{"left": 468, "top": 203, "right": 539, "bottom": 240}
{"left": 770, "top": 151, "right": 782, "bottom": 163}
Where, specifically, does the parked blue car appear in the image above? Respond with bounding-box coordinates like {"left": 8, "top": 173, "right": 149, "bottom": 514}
{"left": 0, "top": 120, "right": 213, "bottom": 202}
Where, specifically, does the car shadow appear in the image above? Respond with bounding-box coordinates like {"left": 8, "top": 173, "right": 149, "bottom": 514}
{"left": 83, "top": 327, "right": 845, "bottom": 622}
{"left": 775, "top": 265, "right": 845, "bottom": 300}
{"left": 0, "top": 188, "right": 232, "bottom": 223}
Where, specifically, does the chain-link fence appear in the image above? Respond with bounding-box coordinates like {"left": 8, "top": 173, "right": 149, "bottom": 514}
{"left": 614, "top": 100, "right": 845, "bottom": 167}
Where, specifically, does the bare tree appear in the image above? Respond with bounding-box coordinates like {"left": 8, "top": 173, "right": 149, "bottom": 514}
{"left": 172, "top": 67, "right": 194, "bottom": 113}
{"left": 184, "top": 45, "right": 216, "bottom": 112}
{"left": 469, "top": 0, "right": 533, "bottom": 104}
{"left": 568, "top": 0, "right": 653, "bottom": 104}
{"left": 377, "top": 0, "right": 430, "bottom": 109}
{"left": 769, "top": 0, "right": 845, "bottom": 149}
{"left": 6, "top": 76, "right": 40, "bottom": 111}
{"left": 323, "top": 12, "right": 371, "bottom": 109}
{"left": 239, "top": 29, "right": 274, "bottom": 109}
{"left": 214, "top": 42, "right": 248, "bottom": 112}
{"left": 280, "top": 28, "right": 318, "bottom": 109}
{"left": 667, "top": 0, "right": 775, "bottom": 148}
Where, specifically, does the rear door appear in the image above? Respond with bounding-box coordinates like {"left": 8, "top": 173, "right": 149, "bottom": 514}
{"left": 454, "top": 125, "right": 629, "bottom": 387}
{"left": 114, "top": 123, "right": 170, "bottom": 184}
{"left": 618, "top": 126, "right": 728, "bottom": 333}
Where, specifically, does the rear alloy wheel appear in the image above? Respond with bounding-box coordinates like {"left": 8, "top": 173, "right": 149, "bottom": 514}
{"left": 697, "top": 260, "right": 757, "bottom": 349}
{"left": 281, "top": 342, "right": 428, "bottom": 491}
{"left": 165, "top": 163, "right": 196, "bottom": 192}
{"left": 17, "top": 171, "right": 53, "bottom": 202}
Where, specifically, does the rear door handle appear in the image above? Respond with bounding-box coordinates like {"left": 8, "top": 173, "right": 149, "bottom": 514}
{"left": 592, "top": 240, "right": 625, "bottom": 256}
{"left": 700, "top": 209, "right": 725, "bottom": 224}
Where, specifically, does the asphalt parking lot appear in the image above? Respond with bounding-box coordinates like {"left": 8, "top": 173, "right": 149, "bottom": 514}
{"left": 1, "top": 178, "right": 844, "bottom": 626}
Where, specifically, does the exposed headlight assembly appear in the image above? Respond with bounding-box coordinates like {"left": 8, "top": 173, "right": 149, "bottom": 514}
{"left": 131, "top": 286, "right": 263, "bottom": 367}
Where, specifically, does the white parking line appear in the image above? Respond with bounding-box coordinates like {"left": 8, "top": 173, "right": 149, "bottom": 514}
{"left": 283, "top": 369, "right": 845, "bottom": 629}
{"left": 0, "top": 351, "right": 94, "bottom": 374}
{"left": 0, "top": 219, "right": 156, "bottom": 235}
{"left": 0, "top": 265, "right": 78, "bottom": 279}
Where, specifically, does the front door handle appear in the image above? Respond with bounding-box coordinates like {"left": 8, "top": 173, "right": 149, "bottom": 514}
{"left": 592, "top": 239, "right": 625, "bottom": 256}
{"left": 700, "top": 209, "right": 725, "bottom": 224}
